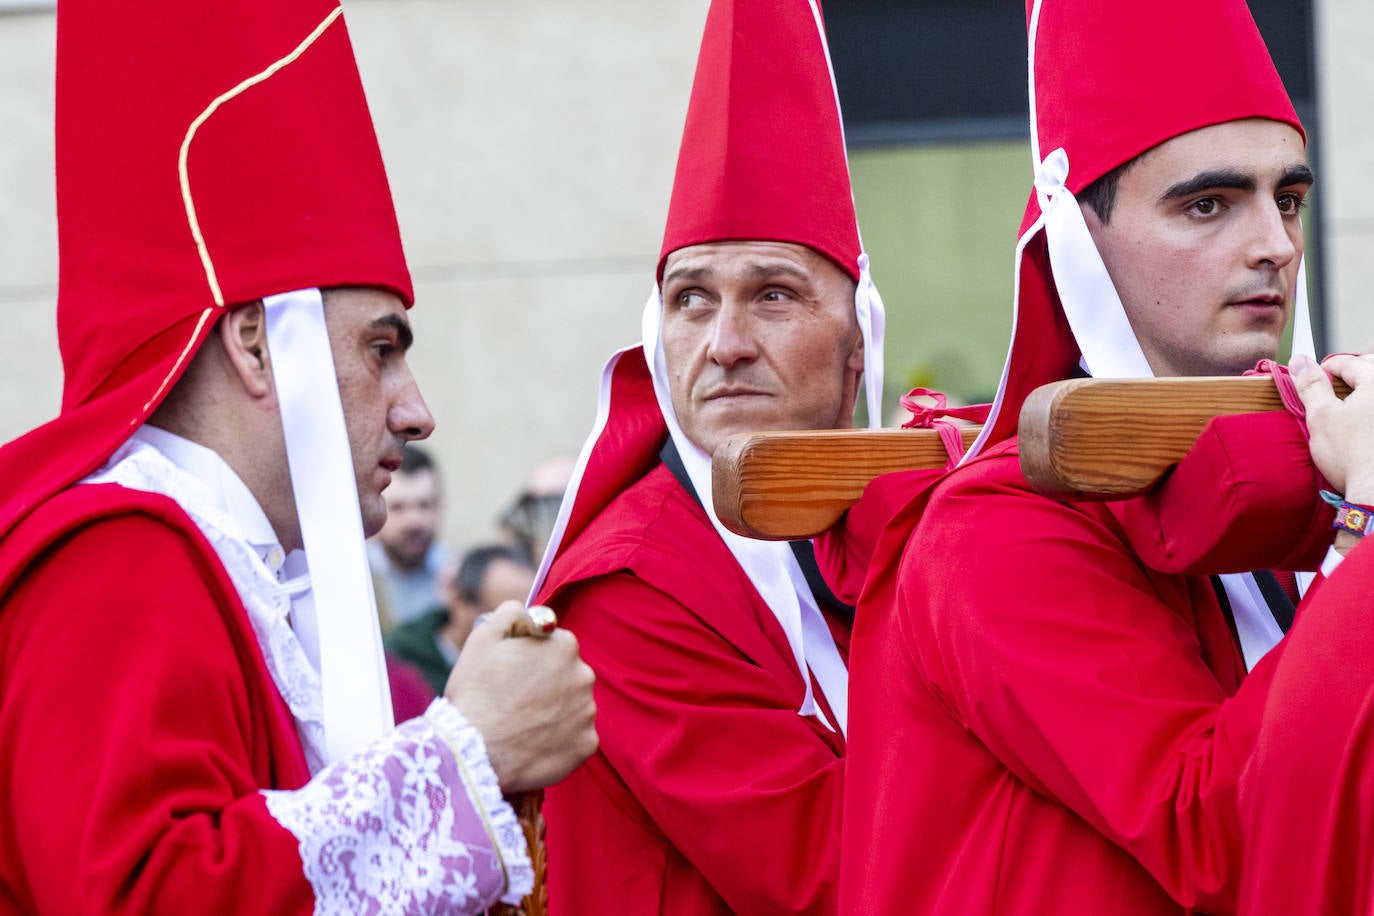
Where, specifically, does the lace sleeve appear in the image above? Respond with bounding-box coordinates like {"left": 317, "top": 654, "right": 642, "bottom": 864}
{"left": 262, "top": 699, "right": 533, "bottom": 914}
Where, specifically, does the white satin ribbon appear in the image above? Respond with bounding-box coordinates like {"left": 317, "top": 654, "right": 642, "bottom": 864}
{"left": 641, "top": 282, "right": 840, "bottom": 729}
{"left": 264, "top": 289, "right": 393, "bottom": 763}
{"left": 638, "top": 253, "right": 885, "bottom": 735}
{"left": 530, "top": 254, "right": 884, "bottom": 733}
{"left": 1290, "top": 260, "right": 1315, "bottom": 362}
{"left": 1036, "top": 148, "right": 1155, "bottom": 380}
{"left": 856, "top": 253, "right": 887, "bottom": 426}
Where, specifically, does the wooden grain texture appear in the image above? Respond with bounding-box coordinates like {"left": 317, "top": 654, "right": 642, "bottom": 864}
{"left": 1018, "top": 375, "right": 1347, "bottom": 500}
{"left": 711, "top": 426, "right": 980, "bottom": 540}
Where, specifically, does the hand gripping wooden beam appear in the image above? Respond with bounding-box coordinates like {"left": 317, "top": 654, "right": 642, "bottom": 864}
{"left": 1017, "top": 375, "right": 1344, "bottom": 500}
{"left": 709, "top": 375, "right": 1337, "bottom": 541}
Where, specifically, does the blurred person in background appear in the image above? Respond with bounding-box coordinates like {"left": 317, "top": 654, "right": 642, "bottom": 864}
{"left": 387, "top": 544, "right": 536, "bottom": 696}
{"left": 369, "top": 444, "right": 453, "bottom": 625}
{"left": 499, "top": 454, "right": 576, "bottom": 565}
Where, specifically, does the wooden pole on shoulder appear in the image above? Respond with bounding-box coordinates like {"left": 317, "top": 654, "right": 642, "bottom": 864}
{"left": 708, "top": 375, "right": 1340, "bottom": 542}
{"left": 1017, "top": 375, "right": 1344, "bottom": 500}
{"left": 711, "top": 427, "right": 978, "bottom": 540}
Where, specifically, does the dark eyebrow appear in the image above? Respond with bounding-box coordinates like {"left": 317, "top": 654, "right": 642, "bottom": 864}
{"left": 1160, "top": 163, "right": 1315, "bottom": 202}
{"left": 1278, "top": 164, "right": 1316, "bottom": 188}
{"left": 1160, "top": 170, "right": 1256, "bottom": 201}
{"left": 373, "top": 314, "right": 414, "bottom": 351}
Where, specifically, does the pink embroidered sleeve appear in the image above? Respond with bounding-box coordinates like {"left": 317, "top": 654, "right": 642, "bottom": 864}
{"left": 262, "top": 699, "right": 532, "bottom": 914}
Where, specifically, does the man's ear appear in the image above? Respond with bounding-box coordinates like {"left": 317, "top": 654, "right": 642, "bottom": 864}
{"left": 847, "top": 328, "right": 866, "bottom": 374}
{"left": 219, "top": 301, "right": 274, "bottom": 398}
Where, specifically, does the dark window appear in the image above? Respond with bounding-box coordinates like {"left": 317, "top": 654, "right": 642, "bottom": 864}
{"left": 827, "top": 0, "right": 1317, "bottom": 146}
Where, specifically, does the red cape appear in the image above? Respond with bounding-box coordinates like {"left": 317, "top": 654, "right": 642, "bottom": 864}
{"left": 537, "top": 464, "right": 849, "bottom": 914}
{"left": 842, "top": 410, "right": 1327, "bottom": 914}
{"left": 1239, "top": 536, "right": 1374, "bottom": 913}
{"left": 0, "top": 484, "right": 312, "bottom": 911}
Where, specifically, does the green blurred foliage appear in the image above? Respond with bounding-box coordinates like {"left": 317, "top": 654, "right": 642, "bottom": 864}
{"left": 850, "top": 140, "right": 1031, "bottom": 415}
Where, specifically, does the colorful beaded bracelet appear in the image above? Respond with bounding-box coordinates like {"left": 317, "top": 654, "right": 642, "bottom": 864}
{"left": 1320, "top": 489, "right": 1374, "bottom": 538}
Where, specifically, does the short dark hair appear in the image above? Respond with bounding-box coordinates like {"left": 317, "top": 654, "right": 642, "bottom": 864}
{"left": 454, "top": 544, "right": 532, "bottom": 606}
{"left": 1077, "top": 156, "right": 1137, "bottom": 225}
{"left": 400, "top": 444, "right": 435, "bottom": 475}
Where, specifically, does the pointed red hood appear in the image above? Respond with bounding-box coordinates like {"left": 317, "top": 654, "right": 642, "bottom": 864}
{"left": 973, "top": 0, "right": 1304, "bottom": 453}
{"left": 0, "top": 0, "right": 410, "bottom": 539}
{"left": 658, "top": 0, "right": 862, "bottom": 281}
{"left": 540, "top": 0, "right": 881, "bottom": 588}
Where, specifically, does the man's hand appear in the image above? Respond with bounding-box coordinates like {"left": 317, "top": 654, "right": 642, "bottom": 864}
{"left": 444, "top": 601, "right": 597, "bottom": 793}
{"left": 1292, "top": 353, "right": 1374, "bottom": 504}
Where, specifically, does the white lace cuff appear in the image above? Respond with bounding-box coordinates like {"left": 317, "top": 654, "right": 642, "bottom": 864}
{"left": 262, "top": 701, "right": 530, "bottom": 913}
{"left": 424, "top": 698, "right": 534, "bottom": 905}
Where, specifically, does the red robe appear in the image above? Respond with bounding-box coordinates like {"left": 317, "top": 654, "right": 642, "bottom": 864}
{"left": 1238, "top": 536, "right": 1374, "bottom": 915}
{"left": 538, "top": 463, "right": 850, "bottom": 915}
{"left": 0, "top": 484, "right": 313, "bottom": 912}
{"left": 842, "top": 412, "right": 1327, "bottom": 914}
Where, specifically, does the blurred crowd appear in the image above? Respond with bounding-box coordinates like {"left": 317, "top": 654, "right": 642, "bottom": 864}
{"left": 369, "top": 444, "right": 574, "bottom": 719}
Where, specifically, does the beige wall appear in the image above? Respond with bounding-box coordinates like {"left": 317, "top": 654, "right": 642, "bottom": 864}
{"left": 1316, "top": 0, "right": 1374, "bottom": 351}
{"left": 349, "top": 0, "right": 704, "bottom": 549}
{"left": 0, "top": 0, "right": 705, "bottom": 551}
{"left": 0, "top": 10, "right": 59, "bottom": 440}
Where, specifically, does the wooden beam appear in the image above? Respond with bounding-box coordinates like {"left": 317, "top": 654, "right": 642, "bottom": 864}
{"left": 711, "top": 426, "right": 979, "bottom": 540}
{"left": 710, "top": 374, "right": 1336, "bottom": 541}
{"left": 1018, "top": 375, "right": 1344, "bottom": 500}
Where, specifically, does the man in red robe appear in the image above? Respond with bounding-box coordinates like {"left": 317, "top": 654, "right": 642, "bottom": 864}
{"left": 1236, "top": 351, "right": 1374, "bottom": 915}
{"left": 841, "top": 0, "right": 1334, "bottom": 912}
{"left": 528, "top": 1, "right": 886, "bottom": 912}
{"left": 0, "top": 0, "right": 594, "bottom": 911}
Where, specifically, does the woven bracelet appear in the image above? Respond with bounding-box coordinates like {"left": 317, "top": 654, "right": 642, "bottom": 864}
{"left": 1320, "top": 489, "right": 1374, "bottom": 538}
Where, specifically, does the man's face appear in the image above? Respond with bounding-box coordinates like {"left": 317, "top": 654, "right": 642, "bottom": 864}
{"left": 1082, "top": 118, "right": 1312, "bottom": 378}
{"left": 444, "top": 556, "right": 536, "bottom": 650}
{"left": 322, "top": 287, "right": 435, "bottom": 537}
{"left": 659, "top": 240, "right": 864, "bottom": 457}
{"left": 376, "top": 468, "right": 441, "bottom": 569}
{"left": 475, "top": 557, "right": 537, "bottom": 614}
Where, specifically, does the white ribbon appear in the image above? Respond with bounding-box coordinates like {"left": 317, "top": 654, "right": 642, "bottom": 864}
{"left": 1036, "top": 148, "right": 1155, "bottom": 380}
{"left": 1290, "top": 259, "right": 1315, "bottom": 362}
{"left": 638, "top": 252, "right": 885, "bottom": 735}
{"left": 856, "top": 253, "right": 887, "bottom": 426}
{"left": 531, "top": 0, "right": 885, "bottom": 729}
{"left": 264, "top": 289, "right": 393, "bottom": 764}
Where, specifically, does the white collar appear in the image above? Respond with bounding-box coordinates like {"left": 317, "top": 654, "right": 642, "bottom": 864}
{"left": 83, "top": 424, "right": 327, "bottom": 770}
{"left": 132, "top": 425, "right": 292, "bottom": 576}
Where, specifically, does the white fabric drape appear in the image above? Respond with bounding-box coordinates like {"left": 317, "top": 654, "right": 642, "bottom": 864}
{"left": 264, "top": 288, "right": 393, "bottom": 763}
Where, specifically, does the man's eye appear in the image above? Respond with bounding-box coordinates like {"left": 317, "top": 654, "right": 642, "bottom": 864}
{"left": 1277, "top": 192, "right": 1307, "bottom": 215}
{"left": 676, "top": 291, "right": 708, "bottom": 309}
{"left": 1189, "top": 197, "right": 1220, "bottom": 216}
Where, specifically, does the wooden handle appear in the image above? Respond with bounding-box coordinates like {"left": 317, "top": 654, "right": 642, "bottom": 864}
{"left": 1018, "top": 375, "right": 1346, "bottom": 500}
{"left": 711, "top": 426, "right": 980, "bottom": 540}
{"left": 707, "top": 375, "right": 1335, "bottom": 540}
{"left": 486, "top": 609, "right": 555, "bottom": 916}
